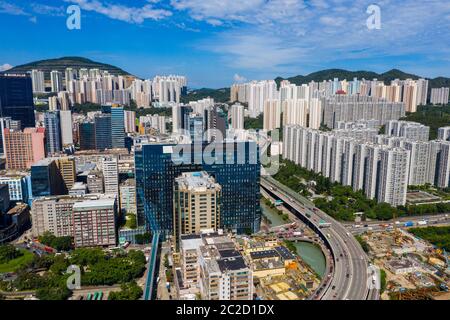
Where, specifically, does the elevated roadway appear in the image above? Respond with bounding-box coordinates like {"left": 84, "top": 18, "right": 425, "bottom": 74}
{"left": 261, "top": 176, "right": 379, "bottom": 300}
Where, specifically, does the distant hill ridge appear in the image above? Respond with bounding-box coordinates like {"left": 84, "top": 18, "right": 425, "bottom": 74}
{"left": 3, "top": 57, "right": 449, "bottom": 101}
{"left": 3, "top": 56, "right": 132, "bottom": 80}
{"left": 275, "top": 68, "right": 450, "bottom": 89}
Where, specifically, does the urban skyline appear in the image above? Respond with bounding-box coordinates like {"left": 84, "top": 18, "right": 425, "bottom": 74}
{"left": 0, "top": 1, "right": 450, "bottom": 88}
{"left": 0, "top": 0, "right": 450, "bottom": 304}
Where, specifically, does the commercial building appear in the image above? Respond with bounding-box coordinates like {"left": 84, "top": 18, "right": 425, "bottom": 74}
{"left": 31, "top": 195, "right": 80, "bottom": 238}
{"left": 79, "top": 121, "right": 96, "bottom": 150}
{"left": 59, "top": 110, "right": 74, "bottom": 146}
{"left": 31, "top": 158, "right": 67, "bottom": 197}
{"left": 73, "top": 197, "right": 117, "bottom": 248}
{"left": 44, "top": 111, "right": 62, "bottom": 155}
{"left": 108, "top": 105, "right": 125, "bottom": 148}
{"left": 87, "top": 171, "right": 104, "bottom": 194}
{"left": 135, "top": 141, "right": 260, "bottom": 234}
{"left": 4, "top": 128, "right": 45, "bottom": 170}
{"left": 0, "top": 74, "right": 35, "bottom": 128}
{"left": 179, "top": 232, "right": 253, "bottom": 300}
{"left": 173, "top": 172, "right": 221, "bottom": 246}
{"left": 119, "top": 179, "right": 136, "bottom": 215}
{"left": 0, "top": 172, "right": 30, "bottom": 203}
{"left": 102, "top": 156, "right": 119, "bottom": 196}
{"left": 94, "top": 114, "right": 112, "bottom": 150}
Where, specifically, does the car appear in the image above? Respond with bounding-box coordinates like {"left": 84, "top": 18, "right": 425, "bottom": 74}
{"left": 346, "top": 274, "right": 350, "bottom": 278}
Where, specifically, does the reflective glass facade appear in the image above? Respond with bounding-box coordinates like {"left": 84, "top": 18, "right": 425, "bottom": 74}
{"left": 135, "top": 141, "right": 261, "bottom": 235}
{"left": 94, "top": 114, "right": 112, "bottom": 150}
{"left": 79, "top": 122, "right": 96, "bottom": 150}
{"left": 44, "top": 111, "right": 62, "bottom": 154}
{"left": 0, "top": 74, "right": 35, "bottom": 129}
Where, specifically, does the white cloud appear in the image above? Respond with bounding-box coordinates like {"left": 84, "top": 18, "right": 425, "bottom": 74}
{"left": 191, "top": 0, "right": 450, "bottom": 76}
{"left": 202, "top": 32, "right": 309, "bottom": 72}
{"left": 31, "top": 4, "right": 65, "bottom": 17}
{"left": 0, "top": 1, "right": 28, "bottom": 16}
{"left": 64, "top": 0, "right": 172, "bottom": 23}
{"left": 233, "top": 74, "right": 247, "bottom": 83}
{"left": 171, "top": 0, "right": 265, "bottom": 24}
{"left": 319, "top": 16, "right": 346, "bottom": 27}
{"left": 0, "top": 64, "right": 13, "bottom": 71}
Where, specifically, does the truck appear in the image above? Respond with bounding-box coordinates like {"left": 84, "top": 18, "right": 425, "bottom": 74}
{"left": 319, "top": 220, "right": 332, "bottom": 228}
{"left": 417, "top": 220, "right": 427, "bottom": 226}
{"left": 404, "top": 221, "right": 414, "bottom": 227}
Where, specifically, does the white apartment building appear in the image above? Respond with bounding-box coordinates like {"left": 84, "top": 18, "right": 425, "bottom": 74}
{"left": 430, "top": 87, "right": 450, "bottom": 105}
{"left": 229, "top": 103, "right": 244, "bottom": 130}
{"left": 263, "top": 99, "right": 281, "bottom": 131}
{"left": 31, "top": 70, "right": 45, "bottom": 93}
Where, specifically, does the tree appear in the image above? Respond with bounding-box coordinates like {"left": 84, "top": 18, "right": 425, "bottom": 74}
{"left": 135, "top": 233, "right": 152, "bottom": 245}
{"left": 373, "top": 203, "right": 396, "bottom": 220}
{"left": 109, "top": 282, "right": 143, "bottom": 300}
{"left": 38, "top": 232, "right": 73, "bottom": 251}
{"left": 0, "top": 245, "right": 22, "bottom": 263}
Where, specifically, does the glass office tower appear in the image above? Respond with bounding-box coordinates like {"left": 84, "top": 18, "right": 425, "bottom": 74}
{"left": 44, "top": 111, "right": 62, "bottom": 155}
{"left": 135, "top": 141, "right": 261, "bottom": 235}
{"left": 0, "top": 74, "right": 35, "bottom": 129}
{"left": 94, "top": 114, "right": 112, "bottom": 150}
{"left": 31, "top": 159, "right": 66, "bottom": 197}
{"left": 79, "top": 121, "right": 96, "bottom": 150}
{"left": 110, "top": 106, "right": 125, "bottom": 148}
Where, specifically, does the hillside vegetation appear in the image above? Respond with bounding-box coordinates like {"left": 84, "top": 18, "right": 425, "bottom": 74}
{"left": 4, "top": 57, "right": 132, "bottom": 80}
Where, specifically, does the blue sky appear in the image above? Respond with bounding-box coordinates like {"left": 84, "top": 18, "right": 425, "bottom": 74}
{"left": 0, "top": 0, "right": 449, "bottom": 88}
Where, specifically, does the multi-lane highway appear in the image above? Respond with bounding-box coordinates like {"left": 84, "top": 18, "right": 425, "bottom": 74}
{"left": 346, "top": 214, "right": 450, "bottom": 235}
{"left": 261, "top": 176, "right": 379, "bottom": 300}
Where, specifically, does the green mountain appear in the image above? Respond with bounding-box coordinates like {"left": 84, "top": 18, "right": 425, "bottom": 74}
{"left": 275, "top": 68, "right": 450, "bottom": 89}
{"left": 181, "top": 88, "right": 230, "bottom": 104}
{"left": 3, "top": 56, "right": 133, "bottom": 79}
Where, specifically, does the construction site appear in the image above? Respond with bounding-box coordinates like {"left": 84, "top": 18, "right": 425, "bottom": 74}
{"left": 359, "top": 227, "right": 450, "bottom": 300}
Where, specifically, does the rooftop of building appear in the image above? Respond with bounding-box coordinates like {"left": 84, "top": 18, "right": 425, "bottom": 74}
{"left": 217, "top": 256, "right": 248, "bottom": 272}
{"left": 7, "top": 203, "right": 29, "bottom": 215}
{"left": 73, "top": 197, "right": 116, "bottom": 210}
{"left": 71, "top": 182, "right": 87, "bottom": 190}
{"left": 120, "top": 179, "right": 135, "bottom": 187}
{"left": 176, "top": 171, "right": 220, "bottom": 191}
{"left": 0, "top": 170, "right": 30, "bottom": 178}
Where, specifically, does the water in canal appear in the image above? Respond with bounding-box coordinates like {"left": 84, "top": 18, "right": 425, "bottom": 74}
{"left": 294, "top": 242, "right": 326, "bottom": 277}
{"left": 261, "top": 200, "right": 287, "bottom": 227}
